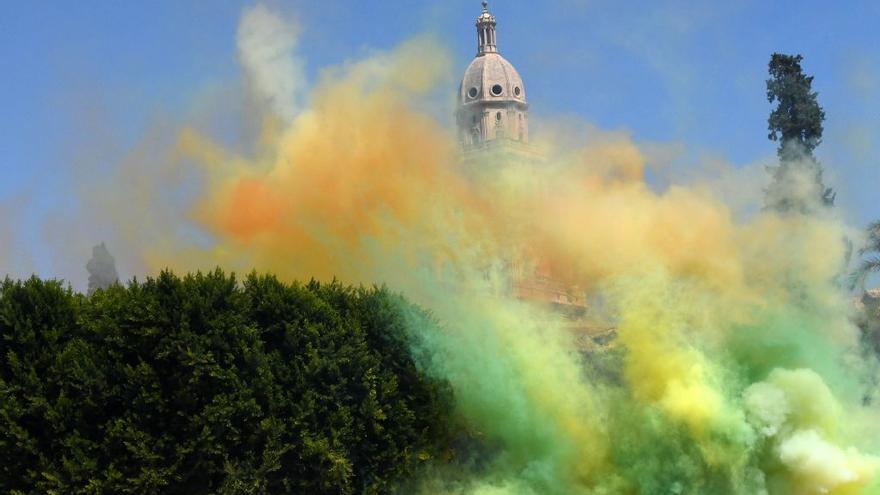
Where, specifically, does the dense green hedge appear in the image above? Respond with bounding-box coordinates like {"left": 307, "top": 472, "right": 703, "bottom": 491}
{"left": 0, "top": 270, "right": 453, "bottom": 494}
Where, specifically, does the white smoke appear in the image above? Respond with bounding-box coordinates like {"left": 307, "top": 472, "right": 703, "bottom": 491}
{"left": 236, "top": 4, "right": 304, "bottom": 122}
{"left": 779, "top": 429, "right": 872, "bottom": 492}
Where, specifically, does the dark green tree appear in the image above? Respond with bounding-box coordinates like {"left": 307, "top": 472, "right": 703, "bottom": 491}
{"left": 0, "top": 270, "right": 454, "bottom": 494}
{"left": 764, "top": 53, "right": 835, "bottom": 213}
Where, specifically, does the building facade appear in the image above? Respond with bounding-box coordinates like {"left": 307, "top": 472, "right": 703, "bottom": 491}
{"left": 456, "top": 2, "right": 588, "bottom": 312}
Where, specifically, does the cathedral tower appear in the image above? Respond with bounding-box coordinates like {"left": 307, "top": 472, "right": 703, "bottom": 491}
{"left": 457, "top": 1, "right": 529, "bottom": 152}
{"left": 455, "top": 3, "right": 587, "bottom": 314}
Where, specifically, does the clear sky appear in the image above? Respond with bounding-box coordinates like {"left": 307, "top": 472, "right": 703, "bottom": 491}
{"left": 2, "top": 0, "right": 880, "bottom": 283}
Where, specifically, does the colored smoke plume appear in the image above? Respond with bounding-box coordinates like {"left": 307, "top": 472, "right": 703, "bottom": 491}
{"left": 63, "top": 5, "right": 880, "bottom": 494}
{"left": 237, "top": 4, "right": 305, "bottom": 122}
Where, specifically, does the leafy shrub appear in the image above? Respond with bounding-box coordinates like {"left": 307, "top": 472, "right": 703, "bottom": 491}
{"left": 0, "top": 270, "right": 452, "bottom": 494}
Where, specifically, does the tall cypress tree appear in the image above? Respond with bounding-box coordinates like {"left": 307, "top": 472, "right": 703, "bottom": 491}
{"left": 764, "top": 53, "right": 834, "bottom": 213}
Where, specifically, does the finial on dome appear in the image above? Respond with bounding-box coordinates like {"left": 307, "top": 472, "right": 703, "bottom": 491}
{"left": 476, "top": 0, "right": 497, "bottom": 54}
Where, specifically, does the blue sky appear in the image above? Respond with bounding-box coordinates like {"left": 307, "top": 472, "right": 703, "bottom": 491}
{"left": 2, "top": 0, "right": 880, "bottom": 282}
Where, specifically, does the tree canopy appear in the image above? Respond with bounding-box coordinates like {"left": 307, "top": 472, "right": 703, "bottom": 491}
{"left": 766, "top": 53, "right": 825, "bottom": 156}
{"left": 764, "top": 53, "right": 835, "bottom": 212}
{"left": 0, "top": 270, "right": 454, "bottom": 494}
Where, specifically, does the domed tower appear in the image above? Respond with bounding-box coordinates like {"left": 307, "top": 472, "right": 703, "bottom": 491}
{"left": 457, "top": 1, "right": 529, "bottom": 151}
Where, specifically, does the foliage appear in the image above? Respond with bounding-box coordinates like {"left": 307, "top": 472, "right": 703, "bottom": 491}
{"left": 0, "top": 270, "right": 453, "bottom": 494}
{"left": 766, "top": 53, "right": 825, "bottom": 155}
{"left": 764, "top": 53, "right": 835, "bottom": 212}
{"left": 853, "top": 221, "right": 880, "bottom": 289}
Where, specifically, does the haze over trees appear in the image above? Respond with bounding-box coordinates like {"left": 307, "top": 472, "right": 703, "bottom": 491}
{"left": 764, "top": 53, "right": 835, "bottom": 213}
{"left": 854, "top": 223, "right": 880, "bottom": 356}
{"left": 85, "top": 242, "right": 119, "bottom": 294}
{"left": 853, "top": 222, "right": 880, "bottom": 289}
{"left": 0, "top": 270, "right": 454, "bottom": 494}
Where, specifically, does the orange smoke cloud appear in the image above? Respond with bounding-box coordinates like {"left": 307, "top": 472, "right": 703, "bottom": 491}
{"left": 176, "top": 38, "right": 493, "bottom": 284}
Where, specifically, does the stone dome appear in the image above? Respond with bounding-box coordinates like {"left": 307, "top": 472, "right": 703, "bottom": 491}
{"left": 456, "top": 1, "right": 530, "bottom": 148}
{"left": 459, "top": 52, "right": 527, "bottom": 107}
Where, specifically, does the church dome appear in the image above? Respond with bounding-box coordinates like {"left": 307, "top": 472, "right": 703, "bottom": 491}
{"left": 459, "top": 52, "right": 527, "bottom": 107}
{"left": 456, "top": 1, "right": 530, "bottom": 148}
